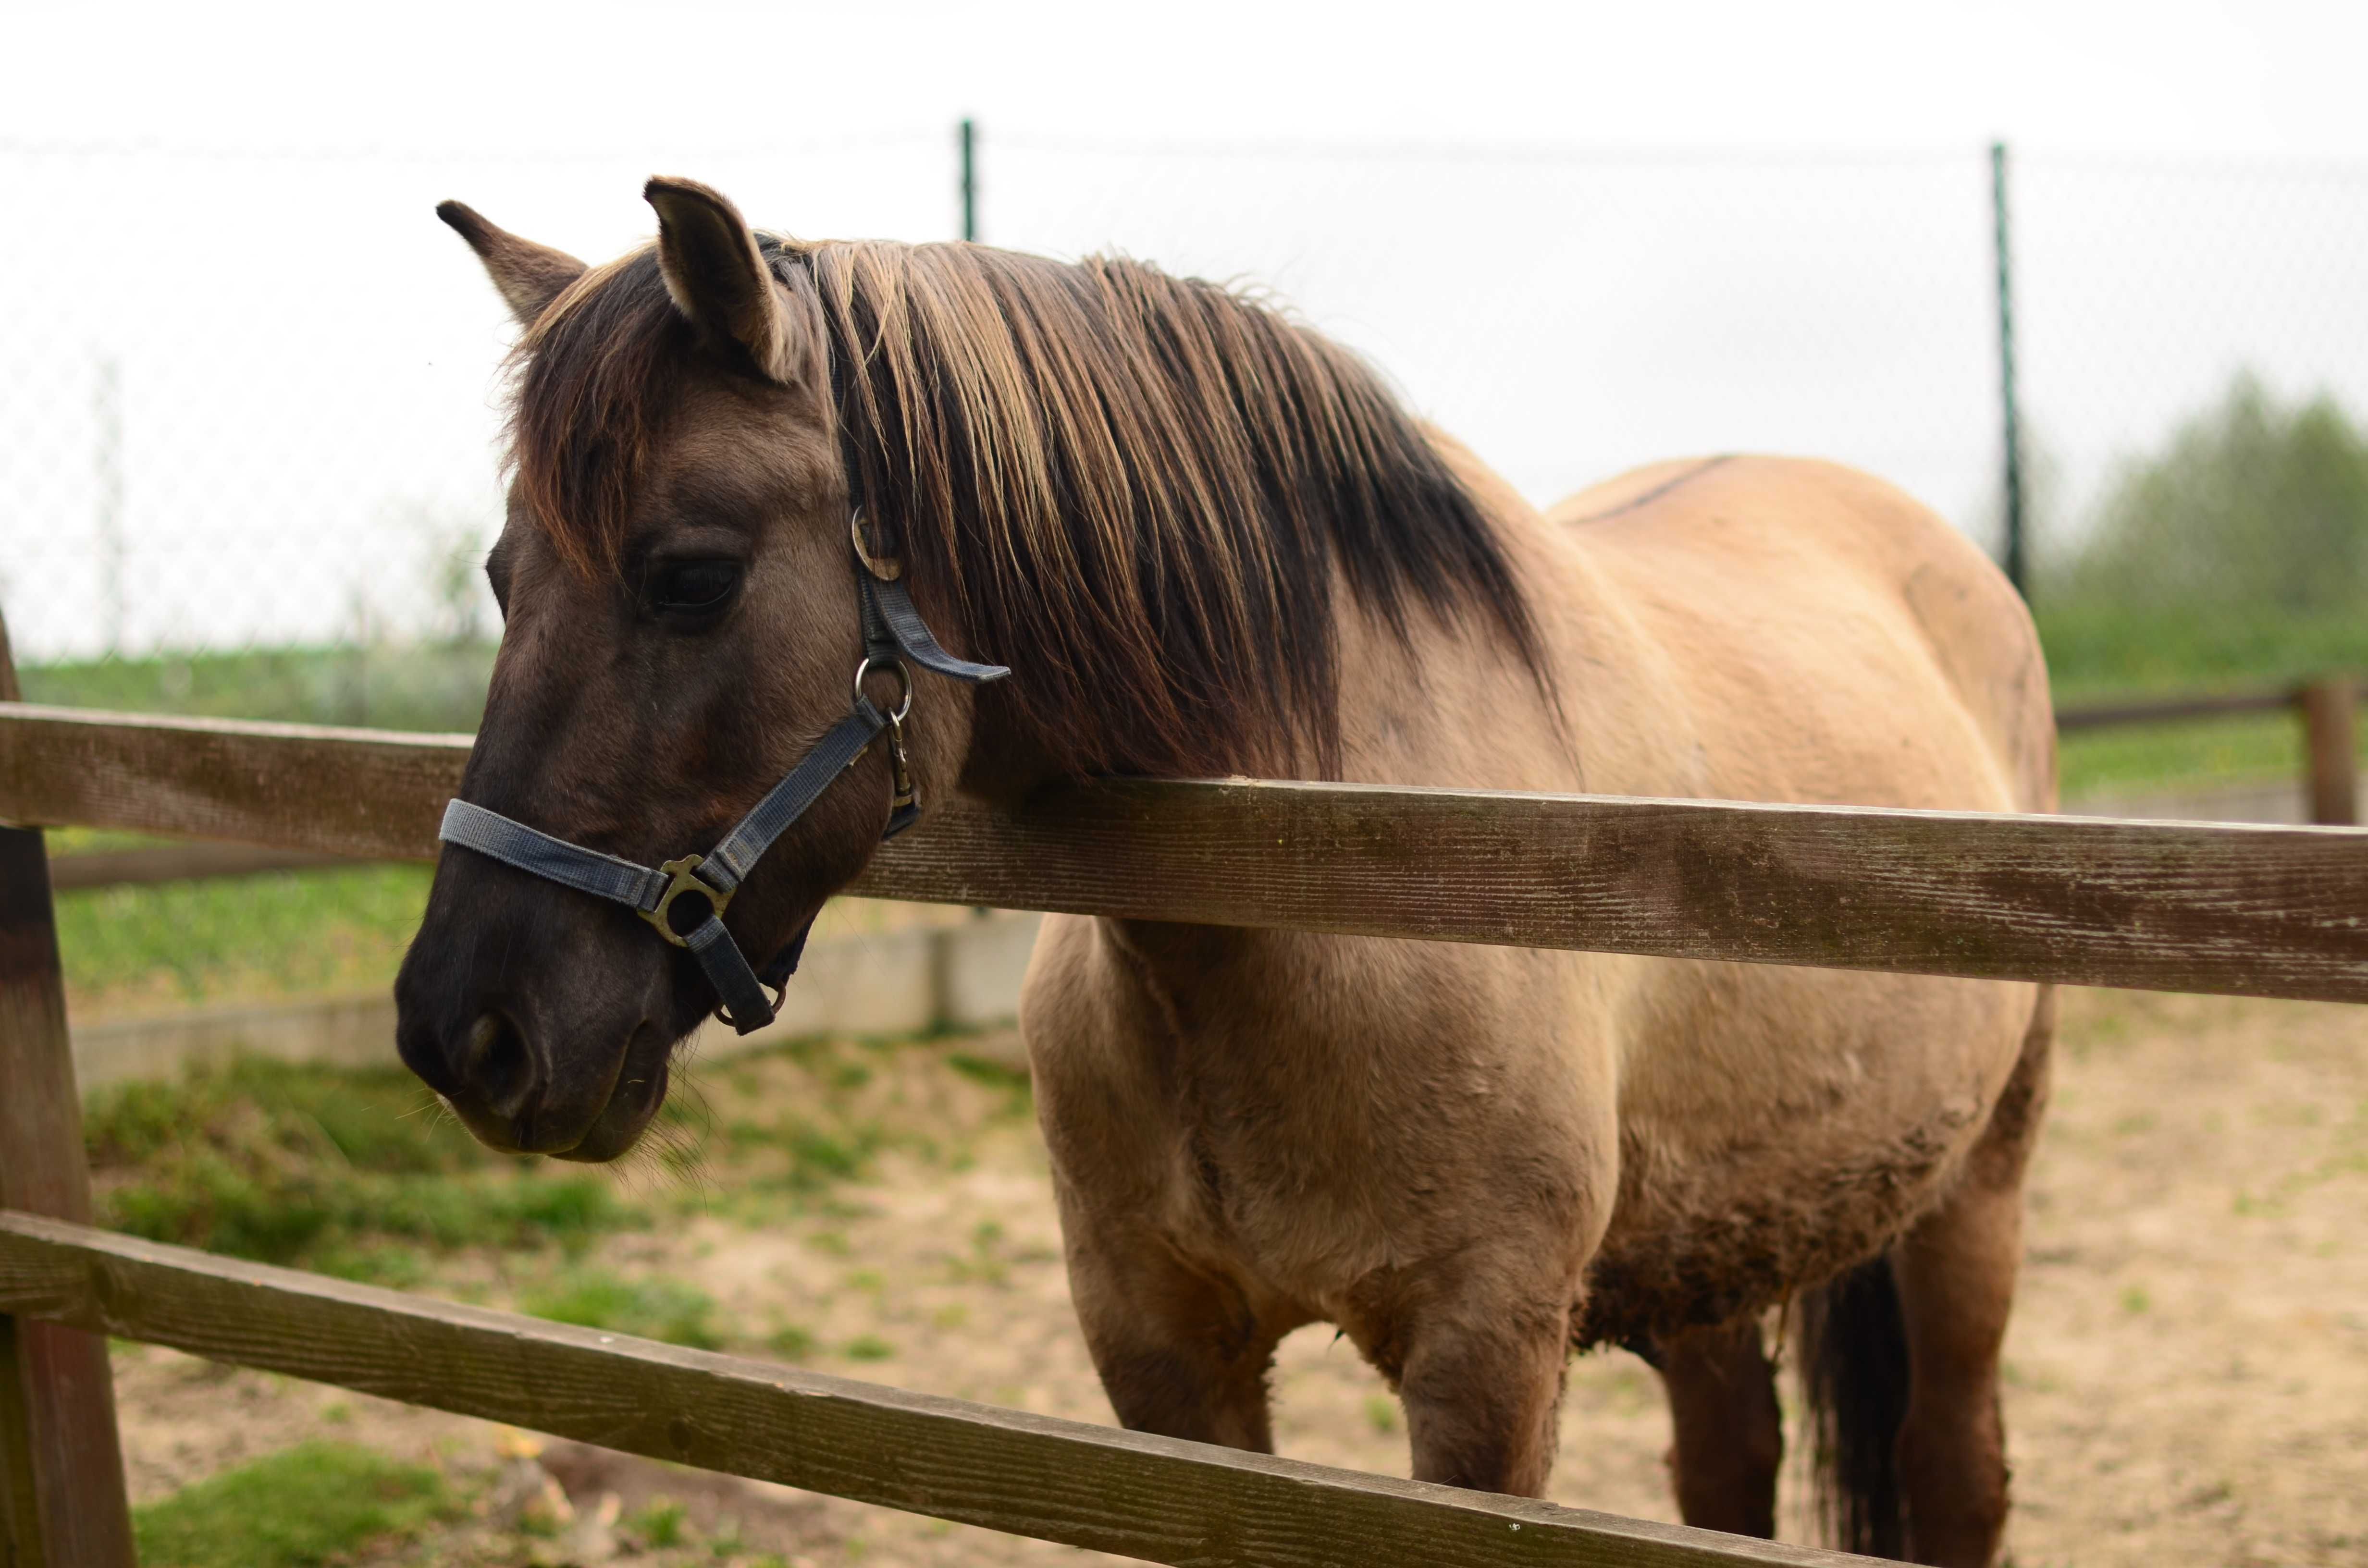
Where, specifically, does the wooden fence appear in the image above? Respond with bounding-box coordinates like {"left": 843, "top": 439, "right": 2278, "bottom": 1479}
{"left": 2057, "top": 672, "right": 2360, "bottom": 826}
{"left": 5, "top": 641, "right": 2367, "bottom": 1564}
{"left": 40, "top": 675, "right": 2358, "bottom": 898}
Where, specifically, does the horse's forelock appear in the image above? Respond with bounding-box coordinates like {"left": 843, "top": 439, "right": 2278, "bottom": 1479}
{"left": 505, "top": 246, "right": 694, "bottom": 578}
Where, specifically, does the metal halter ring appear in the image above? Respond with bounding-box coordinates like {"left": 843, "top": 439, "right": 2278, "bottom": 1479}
{"left": 852, "top": 656, "right": 914, "bottom": 723}
{"left": 642, "top": 854, "right": 733, "bottom": 948}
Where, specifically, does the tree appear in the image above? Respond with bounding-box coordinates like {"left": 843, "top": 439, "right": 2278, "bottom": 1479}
{"left": 2065, "top": 372, "right": 2368, "bottom": 615}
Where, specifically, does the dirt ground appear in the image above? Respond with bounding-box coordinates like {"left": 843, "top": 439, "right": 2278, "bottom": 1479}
{"left": 110, "top": 986, "right": 2367, "bottom": 1566}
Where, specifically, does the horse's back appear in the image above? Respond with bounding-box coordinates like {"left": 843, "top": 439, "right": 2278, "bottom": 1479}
{"left": 1545, "top": 454, "right": 2054, "bottom": 818}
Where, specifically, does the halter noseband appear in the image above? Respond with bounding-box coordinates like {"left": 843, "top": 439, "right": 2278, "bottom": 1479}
{"left": 436, "top": 508, "right": 1009, "bottom": 1035}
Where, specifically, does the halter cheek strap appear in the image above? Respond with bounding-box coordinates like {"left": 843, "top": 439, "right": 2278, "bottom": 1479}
{"left": 436, "top": 525, "right": 1008, "bottom": 1034}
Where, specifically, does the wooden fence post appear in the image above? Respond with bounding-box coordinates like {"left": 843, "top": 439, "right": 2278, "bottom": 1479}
{"left": 2299, "top": 676, "right": 2359, "bottom": 827}
{"left": 0, "top": 614, "right": 137, "bottom": 1568}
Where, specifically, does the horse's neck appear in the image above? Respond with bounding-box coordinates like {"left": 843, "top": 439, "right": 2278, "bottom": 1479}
{"left": 950, "top": 438, "right": 1665, "bottom": 802}
{"left": 1328, "top": 449, "right": 1665, "bottom": 798}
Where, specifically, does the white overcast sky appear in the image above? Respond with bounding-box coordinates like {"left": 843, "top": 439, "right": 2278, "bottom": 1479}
{"left": 3, "top": 1, "right": 2364, "bottom": 656}
{"left": 10, "top": 0, "right": 2367, "bottom": 159}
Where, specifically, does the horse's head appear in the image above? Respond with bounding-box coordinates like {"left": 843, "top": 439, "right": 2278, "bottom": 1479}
{"left": 395, "top": 180, "right": 987, "bottom": 1161}
{"left": 398, "top": 177, "right": 1545, "bottom": 1161}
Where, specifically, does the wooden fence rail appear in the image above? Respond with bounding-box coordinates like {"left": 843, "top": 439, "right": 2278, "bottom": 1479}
{"left": 2056, "top": 673, "right": 2359, "bottom": 826}
{"left": 41, "top": 673, "right": 2357, "bottom": 893}
{"left": 7, "top": 681, "right": 2368, "bottom": 1567}
{"left": 44, "top": 841, "right": 357, "bottom": 891}
{"left": 0, "top": 1210, "right": 1863, "bottom": 1568}
{"left": 5, "top": 702, "right": 2367, "bottom": 1002}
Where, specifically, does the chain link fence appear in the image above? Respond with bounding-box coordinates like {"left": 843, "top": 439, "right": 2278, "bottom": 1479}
{"left": 2010, "top": 154, "right": 2368, "bottom": 696}
{"left": 4, "top": 132, "right": 2363, "bottom": 728}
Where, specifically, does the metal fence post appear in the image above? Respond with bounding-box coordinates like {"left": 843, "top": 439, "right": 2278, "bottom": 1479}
{"left": 959, "top": 117, "right": 979, "bottom": 244}
{"left": 0, "top": 610, "right": 137, "bottom": 1568}
{"left": 1990, "top": 141, "right": 2027, "bottom": 598}
{"left": 2299, "top": 676, "right": 2360, "bottom": 826}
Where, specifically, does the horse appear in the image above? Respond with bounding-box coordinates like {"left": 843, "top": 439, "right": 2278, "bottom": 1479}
{"left": 395, "top": 177, "right": 2055, "bottom": 1566}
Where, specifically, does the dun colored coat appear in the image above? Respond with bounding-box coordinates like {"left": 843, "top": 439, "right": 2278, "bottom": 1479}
{"left": 397, "top": 178, "right": 2054, "bottom": 1567}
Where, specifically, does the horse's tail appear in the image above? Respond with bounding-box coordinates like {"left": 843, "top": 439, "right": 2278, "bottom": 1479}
{"left": 1797, "top": 1252, "right": 1912, "bottom": 1558}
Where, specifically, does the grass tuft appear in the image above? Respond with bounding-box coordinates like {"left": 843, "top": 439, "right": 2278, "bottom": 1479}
{"left": 520, "top": 1270, "right": 724, "bottom": 1350}
{"left": 56, "top": 865, "right": 433, "bottom": 1016}
{"left": 132, "top": 1440, "right": 454, "bottom": 1568}
{"left": 84, "top": 1056, "right": 641, "bottom": 1270}
{"left": 629, "top": 1495, "right": 690, "bottom": 1548}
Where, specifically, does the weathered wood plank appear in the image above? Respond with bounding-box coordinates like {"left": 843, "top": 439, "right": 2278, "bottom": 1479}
{"left": 0, "top": 705, "right": 467, "bottom": 860}
{"left": 0, "top": 1211, "right": 1862, "bottom": 1568}
{"left": 850, "top": 777, "right": 2368, "bottom": 1002}
{"left": 4, "top": 703, "right": 2368, "bottom": 1001}
{"left": 2052, "top": 686, "right": 2299, "bottom": 732}
{"left": 48, "top": 842, "right": 364, "bottom": 891}
{"left": 0, "top": 641, "right": 136, "bottom": 1568}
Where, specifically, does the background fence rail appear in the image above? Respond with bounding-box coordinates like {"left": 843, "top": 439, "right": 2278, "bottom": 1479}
{"left": 2053, "top": 672, "right": 2360, "bottom": 825}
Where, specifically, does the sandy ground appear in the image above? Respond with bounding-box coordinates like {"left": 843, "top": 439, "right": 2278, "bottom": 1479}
{"left": 109, "top": 986, "right": 2367, "bottom": 1566}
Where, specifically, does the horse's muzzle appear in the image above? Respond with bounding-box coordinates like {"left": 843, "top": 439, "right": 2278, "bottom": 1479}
{"left": 394, "top": 854, "right": 694, "bottom": 1161}
{"left": 398, "top": 998, "right": 673, "bottom": 1160}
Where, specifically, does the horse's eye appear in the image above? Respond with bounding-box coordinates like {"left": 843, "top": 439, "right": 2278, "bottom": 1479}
{"left": 648, "top": 559, "right": 742, "bottom": 616}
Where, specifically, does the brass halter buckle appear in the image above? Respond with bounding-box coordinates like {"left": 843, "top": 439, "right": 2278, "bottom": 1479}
{"left": 641, "top": 854, "right": 733, "bottom": 948}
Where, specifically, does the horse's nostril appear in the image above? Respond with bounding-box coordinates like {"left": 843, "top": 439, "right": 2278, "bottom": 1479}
{"left": 463, "top": 1011, "right": 537, "bottom": 1118}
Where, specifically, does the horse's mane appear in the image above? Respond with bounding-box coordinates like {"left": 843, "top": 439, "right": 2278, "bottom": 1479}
{"left": 510, "top": 237, "right": 1546, "bottom": 777}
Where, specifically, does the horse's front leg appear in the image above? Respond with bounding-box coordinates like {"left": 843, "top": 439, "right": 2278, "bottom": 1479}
{"left": 1356, "top": 1259, "right": 1578, "bottom": 1496}
{"left": 1054, "top": 1186, "right": 1291, "bottom": 1451}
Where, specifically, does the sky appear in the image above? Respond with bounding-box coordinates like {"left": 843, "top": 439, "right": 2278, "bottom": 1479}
{"left": 9, "top": 0, "right": 2368, "bottom": 160}
{"left": 2, "top": 1, "right": 2364, "bottom": 657}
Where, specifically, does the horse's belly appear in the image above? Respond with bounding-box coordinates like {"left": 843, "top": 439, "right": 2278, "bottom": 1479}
{"left": 1581, "top": 966, "right": 2036, "bottom": 1346}
{"left": 1578, "top": 1097, "right": 1982, "bottom": 1347}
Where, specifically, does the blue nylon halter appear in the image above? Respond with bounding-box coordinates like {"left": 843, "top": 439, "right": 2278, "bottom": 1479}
{"left": 437, "top": 525, "right": 1007, "bottom": 1034}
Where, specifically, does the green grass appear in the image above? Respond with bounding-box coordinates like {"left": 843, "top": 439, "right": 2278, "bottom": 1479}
{"left": 84, "top": 1056, "right": 640, "bottom": 1276}
{"left": 2055, "top": 709, "right": 2363, "bottom": 802}
{"left": 767, "top": 1323, "right": 819, "bottom": 1359}
{"left": 518, "top": 1270, "right": 724, "bottom": 1349}
{"left": 133, "top": 1440, "right": 456, "bottom": 1568}
{"left": 723, "top": 1112, "right": 884, "bottom": 1197}
{"left": 2035, "top": 599, "right": 2366, "bottom": 801}
{"left": 20, "top": 641, "right": 495, "bottom": 733}
{"left": 629, "top": 1496, "right": 691, "bottom": 1548}
{"left": 55, "top": 864, "right": 432, "bottom": 1014}
{"left": 80, "top": 1028, "right": 1031, "bottom": 1277}
{"left": 29, "top": 642, "right": 471, "bottom": 1020}
{"left": 2034, "top": 600, "right": 2365, "bottom": 704}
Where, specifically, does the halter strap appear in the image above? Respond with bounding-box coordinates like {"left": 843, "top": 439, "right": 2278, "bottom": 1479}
{"left": 437, "top": 527, "right": 1007, "bottom": 1035}
{"left": 858, "top": 555, "right": 1008, "bottom": 685}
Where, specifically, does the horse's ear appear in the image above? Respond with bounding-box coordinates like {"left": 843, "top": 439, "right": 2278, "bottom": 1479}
{"left": 434, "top": 201, "right": 588, "bottom": 329}
{"left": 643, "top": 176, "right": 802, "bottom": 385}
